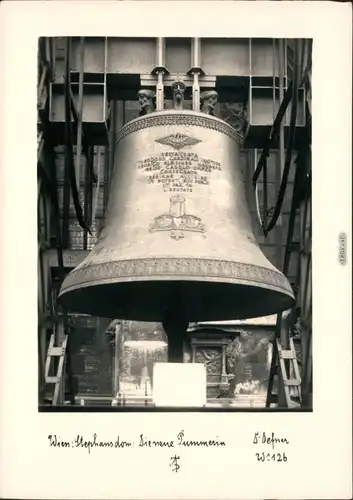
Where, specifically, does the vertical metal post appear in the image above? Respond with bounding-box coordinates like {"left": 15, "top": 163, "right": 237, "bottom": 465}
{"left": 279, "top": 38, "right": 285, "bottom": 189}
{"left": 103, "top": 144, "right": 110, "bottom": 218}
{"left": 103, "top": 37, "right": 108, "bottom": 122}
{"left": 262, "top": 157, "right": 268, "bottom": 230}
{"left": 111, "top": 336, "right": 116, "bottom": 396}
{"left": 121, "top": 101, "right": 126, "bottom": 127}
{"left": 156, "top": 73, "right": 164, "bottom": 110}
{"left": 265, "top": 336, "right": 276, "bottom": 407}
{"left": 38, "top": 254, "right": 44, "bottom": 320}
{"left": 38, "top": 325, "right": 47, "bottom": 402}
{"left": 278, "top": 38, "right": 288, "bottom": 361}
{"left": 104, "top": 100, "right": 116, "bottom": 214}
{"left": 277, "top": 314, "right": 287, "bottom": 407}
{"left": 190, "top": 38, "right": 201, "bottom": 111}
{"left": 249, "top": 39, "right": 253, "bottom": 122}
{"left": 83, "top": 146, "right": 94, "bottom": 249}
{"left": 76, "top": 37, "right": 85, "bottom": 192}
{"left": 52, "top": 37, "right": 57, "bottom": 80}
{"left": 253, "top": 150, "right": 263, "bottom": 229}
{"left": 192, "top": 344, "right": 196, "bottom": 363}
{"left": 276, "top": 38, "right": 285, "bottom": 268}
{"left": 83, "top": 153, "right": 89, "bottom": 250}
{"left": 92, "top": 146, "right": 101, "bottom": 226}
{"left": 272, "top": 39, "right": 276, "bottom": 123}
{"left": 62, "top": 37, "right": 72, "bottom": 249}
{"left": 221, "top": 343, "right": 227, "bottom": 376}
{"left": 276, "top": 40, "right": 300, "bottom": 408}
{"left": 155, "top": 38, "right": 166, "bottom": 111}
{"left": 114, "top": 323, "right": 121, "bottom": 396}
{"left": 47, "top": 37, "right": 54, "bottom": 78}
{"left": 300, "top": 164, "right": 312, "bottom": 408}
{"left": 54, "top": 318, "right": 66, "bottom": 405}
{"left": 301, "top": 198, "right": 311, "bottom": 321}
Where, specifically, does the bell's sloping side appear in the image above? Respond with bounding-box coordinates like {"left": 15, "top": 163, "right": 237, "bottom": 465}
{"left": 59, "top": 111, "right": 295, "bottom": 321}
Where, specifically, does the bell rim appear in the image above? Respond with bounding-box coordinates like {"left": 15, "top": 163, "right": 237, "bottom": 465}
{"left": 59, "top": 258, "right": 294, "bottom": 299}
{"left": 60, "top": 275, "right": 294, "bottom": 299}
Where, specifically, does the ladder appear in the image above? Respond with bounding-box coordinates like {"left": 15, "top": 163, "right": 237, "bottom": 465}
{"left": 266, "top": 324, "right": 302, "bottom": 408}
{"left": 276, "top": 337, "right": 301, "bottom": 407}
{"left": 44, "top": 332, "right": 68, "bottom": 405}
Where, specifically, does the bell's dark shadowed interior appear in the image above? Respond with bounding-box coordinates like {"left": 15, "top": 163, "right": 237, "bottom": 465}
{"left": 59, "top": 280, "right": 295, "bottom": 322}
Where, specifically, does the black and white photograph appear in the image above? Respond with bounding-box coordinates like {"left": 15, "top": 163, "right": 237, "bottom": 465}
{"left": 37, "top": 36, "right": 313, "bottom": 411}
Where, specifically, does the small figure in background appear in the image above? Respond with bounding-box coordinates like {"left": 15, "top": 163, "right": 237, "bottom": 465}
{"left": 200, "top": 90, "right": 218, "bottom": 116}
{"left": 140, "top": 363, "right": 152, "bottom": 396}
{"left": 137, "top": 89, "right": 156, "bottom": 116}
{"left": 183, "top": 351, "right": 192, "bottom": 363}
{"left": 172, "top": 79, "right": 186, "bottom": 110}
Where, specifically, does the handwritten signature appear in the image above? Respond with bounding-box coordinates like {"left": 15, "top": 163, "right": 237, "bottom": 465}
{"left": 253, "top": 431, "right": 289, "bottom": 450}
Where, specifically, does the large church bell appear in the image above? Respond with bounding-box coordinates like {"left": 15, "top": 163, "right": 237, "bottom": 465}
{"left": 59, "top": 79, "right": 295, "bottom": 361}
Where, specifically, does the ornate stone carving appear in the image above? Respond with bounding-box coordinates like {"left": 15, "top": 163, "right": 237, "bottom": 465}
{"left": 116, "top": 113, "right": 243, "bottom": 145}
{"left": 171, "top": 79, "right": 186, "bottom": 110}
{"left": 195, "top": 348, "right": 222, "bottom": 374}
{"left": 225, "top": 331, "right": 273, "bottom": 397}
{"left": 62, "top": 258, "right": 293, "bottom": 295}
{"left": 137, "top": 89, "right": 156, "bottom": 116}
{"left": 200, "top": 90, "right": 218, "bottom": 116}
{"left": 220, "top": 102, "right": 247, "bottom": 135}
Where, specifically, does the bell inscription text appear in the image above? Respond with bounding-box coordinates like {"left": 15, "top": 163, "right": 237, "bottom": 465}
{"left": 137, "top": 152, "right": 221, "bottom": 193}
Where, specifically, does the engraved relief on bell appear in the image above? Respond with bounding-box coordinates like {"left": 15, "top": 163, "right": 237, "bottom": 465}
{"left": 137, "top": 89, "right": 156, "bottom": 116}
{"left": 200, "top": 90, "right": 218, "bottom": 116}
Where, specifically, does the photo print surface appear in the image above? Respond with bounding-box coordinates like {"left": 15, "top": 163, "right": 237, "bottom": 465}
{"left": 37, "top": 36, "right": 312, "bottom": 412}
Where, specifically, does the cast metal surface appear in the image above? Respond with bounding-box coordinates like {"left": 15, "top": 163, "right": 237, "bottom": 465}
{"left": 59, "top": 110, "right": 295, "bottom": 322}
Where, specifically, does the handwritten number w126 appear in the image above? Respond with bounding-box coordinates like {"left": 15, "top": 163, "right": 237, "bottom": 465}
{"left": 255, "top": 452, "right": 287, "bottom": 462}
